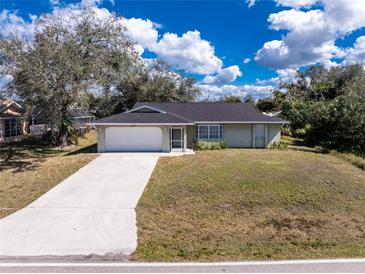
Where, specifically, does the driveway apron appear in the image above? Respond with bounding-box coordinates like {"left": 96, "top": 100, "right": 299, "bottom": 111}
{"left": 0, "top": 153, "right": 160, "bottom": 256}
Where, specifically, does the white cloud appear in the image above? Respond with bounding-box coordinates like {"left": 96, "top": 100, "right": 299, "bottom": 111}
{"left": 198, "top": 83, "right": 274, "bottom": 100}
{"left": 256, "top": 68, "right": 298, "bottom": 85}
{"left": 275, "top": 0, "right": 318, "bottom": 9}
{"left": 255, "top": 0, "right": 365, "bottom": 70}
{"left": 246, "top": 0, "right": 257, "bottom": 8}
{"left": 119, "top": 19, "right": 224, "bottom": 74}
{"left": 202, "top": 65, "right": 242, "bottom": 85}
{"left": 243, "top": 58, "right": 251, "bottom": 64}
{"left": 0, "top": 74, "right": 12, "bottom": 91}
{"left": 343, "top": 36, "right": 365, "bottom": 65}
{"left": 1, "top": 1, "right": 229, "bottom": 78}
{"left": 120, "top": 18, "right": 159, "bottom": 53}
{"left": 153, "top": 30, "right": 223, "bottom": 74}
{"left": 0, "top": 10, "right": 37, "bottom": 41}
{"left": 50, "top": 0, "right": 60, "bottom": 6}
{"left": 80, "top": 0, "right": 114, "bottom": 8}
{"left": 269, "top": 9, "right": 325, "bottom": 32}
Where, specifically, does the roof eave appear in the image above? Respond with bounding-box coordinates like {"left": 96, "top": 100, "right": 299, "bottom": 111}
{"left": 90, "top": 120, "right": 288, "bottom": 126}
{"left": 90, "top": 122, "right": 195, "bottom": 126}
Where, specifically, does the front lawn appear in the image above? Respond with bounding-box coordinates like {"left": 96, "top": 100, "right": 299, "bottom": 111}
{"left": 134, "top": 149, "right": 365, "bottom": 261}
{"left": 0, "top": 131, "right": 98, "bottom": 219}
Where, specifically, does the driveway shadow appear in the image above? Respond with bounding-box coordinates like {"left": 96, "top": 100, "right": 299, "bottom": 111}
{"left": 65, "top": 144, "right": 97, "bottom": 156}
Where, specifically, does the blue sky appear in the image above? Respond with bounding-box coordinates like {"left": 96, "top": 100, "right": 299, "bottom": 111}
{"left": 1, "top": 0, "right": 365, "bottom": 99}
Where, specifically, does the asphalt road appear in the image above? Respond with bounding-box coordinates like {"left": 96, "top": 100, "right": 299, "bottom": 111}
{"left": 0, "top": 259, "right": 365, "bottom": 273}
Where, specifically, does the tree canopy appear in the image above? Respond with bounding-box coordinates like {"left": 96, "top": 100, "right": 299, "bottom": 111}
{"left": 0, "top": 9, "right": 200, "bottom": 146}
{"left": 264, "top": 64, "right": 365, "bottom": 153}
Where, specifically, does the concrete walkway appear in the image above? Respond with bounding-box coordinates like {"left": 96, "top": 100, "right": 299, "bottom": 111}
{"left": 0, "top": 153, "right": 160, "bottom": 256}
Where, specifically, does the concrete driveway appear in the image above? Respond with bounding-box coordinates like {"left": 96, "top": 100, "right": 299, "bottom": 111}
{"left": 0, "top": 153, "right": 160, "bottom": 256}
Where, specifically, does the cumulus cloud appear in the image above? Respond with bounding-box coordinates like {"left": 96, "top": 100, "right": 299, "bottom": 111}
{"left": 246, "top": 0, "right": 257, "bottom": 8}
{"left": 0, "top": 74, "right": 12, "bottom": 91}
{"left": 120, "top": 17, "right": 160, "bottom": 55}
{"left": 256, "top": 68, "right": 298, "bottom": 85}
{"left": 0, "top": 10, "right": 37, "bottom": 41}
{"left": 198, "top": 83, "right": 274, "bottom": 100}
{"left": 119, "top": 20, "right": 224, "bottom": 74}
{"left": 255, "top": 0, "right": 365, "bottom": 70}
{"left": 202, "top": 65, "right": 242, "bottom": 85}
{"left": 153, "top": 31, "right": 222, "bottom": 74}
{"left": 343, "top": 36, "right": 365, "bottom": 65}
{"left": 120, "top": 18, "right": 159, "bottom": 50}
{"left": 275, "top": 0, "right": 317, "bottom": 9}
{"left": 268, "top": 9, "right": 325, "bottom": 32}
{"left": 243, "top": 58, "right": 251, "bottom": 64}
{"left": 80, "top": 0, "right": 115, "bottom": 8}
{"left": 50, "top": 0, "right": 60, "bottom": 6}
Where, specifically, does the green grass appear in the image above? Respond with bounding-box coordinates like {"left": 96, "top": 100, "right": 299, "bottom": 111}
{"left": 134, "top": 149, "right": 365, "bottom": 261}
{"left": 0, "top": 131, "right": 98, "bottom": 219}
{"left": 283, "top": 135, "right": 365, "bottom": 171}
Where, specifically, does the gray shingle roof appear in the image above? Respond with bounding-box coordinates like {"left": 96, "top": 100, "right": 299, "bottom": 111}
{"left": 133, "top": 102, "right": 285, "bottom": 123}
{"left": 93, "top": 112, "right": 193, "bottom": 124}
{"left": 93, "top": 102, "right": 287, "bottom": 124}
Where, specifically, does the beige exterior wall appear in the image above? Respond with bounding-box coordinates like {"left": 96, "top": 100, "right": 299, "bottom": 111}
{"left": 191, "top": 123, "right": 282, "bottom": 148}
{"left": 95, "top": 123, "right": 283, "bottom": 152}
{"left": 96, "top": 125, "right": 106, "bottom": 152}
{"left": 187, "top": 125, "right": 194, "bottom": 148}
{"left": 267, "top": 124, "right": 282, "bottom": 146}
{"left": 223, "top": 124, "right": 253, "bottom": 148}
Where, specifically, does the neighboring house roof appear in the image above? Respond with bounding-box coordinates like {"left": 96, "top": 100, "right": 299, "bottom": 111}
{"left": 0, "top": 99, "right": 22, "bottom": 118}
{"left": 93, "top": 102, "right": 287, "bottom": 125}
{"left": 32, "top": 108, "right": 94, "bottom": 120}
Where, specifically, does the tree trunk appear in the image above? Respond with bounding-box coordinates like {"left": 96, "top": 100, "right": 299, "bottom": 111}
{"left": 57, "top": 121, "right": 70, "bottom": 147}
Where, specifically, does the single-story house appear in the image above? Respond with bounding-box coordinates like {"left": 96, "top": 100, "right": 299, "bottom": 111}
{"left": 0, "top": 99, "right": 26, "bottom": 144}
{"left": 92, "top": 102, "right": 288, "bottom": 153}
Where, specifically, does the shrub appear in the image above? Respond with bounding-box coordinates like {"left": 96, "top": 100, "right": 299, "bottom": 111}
{"left": 269, "top": 140, "right": 288, "bottom": 149}
{"left": 281, "top": 126, "right": 292, "bottom": 137}
{"left": 193, "top": 140, "right": 227, "bottom": 150}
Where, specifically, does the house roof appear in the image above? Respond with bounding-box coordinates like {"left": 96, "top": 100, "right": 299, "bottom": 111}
{"left": 93, "top": 112, "right": 194, "bottom": 125}
{"left": 0, "top": 98, "right": 22, "bottom": 118}
{"left": 93, "top": 102, "right": 287, "bottom": 125}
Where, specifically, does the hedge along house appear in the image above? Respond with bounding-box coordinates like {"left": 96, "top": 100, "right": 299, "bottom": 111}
{"left": 0, "top": 99, "right": 26, "bottom": 144}
{"left": 92, "top": 102, "right": 288, "bottom": 153}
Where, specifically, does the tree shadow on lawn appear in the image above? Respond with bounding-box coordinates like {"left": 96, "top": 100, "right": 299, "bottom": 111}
{"left": 0, "top": 142, "right": 60, "bottom": 173}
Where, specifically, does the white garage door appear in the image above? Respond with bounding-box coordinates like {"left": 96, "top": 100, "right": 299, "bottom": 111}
{"left": 105, "top": 127, "right": 163, "bottom": 152}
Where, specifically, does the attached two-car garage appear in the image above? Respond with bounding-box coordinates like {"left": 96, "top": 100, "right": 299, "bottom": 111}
{"left": 105, "top": 127, "right": 163, "bottom": 152}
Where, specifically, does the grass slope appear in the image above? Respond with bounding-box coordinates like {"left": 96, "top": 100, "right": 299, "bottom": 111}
{"left": 134, "top": 149, "right": 365, "bottom": 261}
{"left": 0, "top": 131, "right": 98, "bottom": 219}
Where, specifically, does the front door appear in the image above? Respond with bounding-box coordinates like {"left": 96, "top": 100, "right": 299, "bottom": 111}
{"left": 170, "top": 127, "right": 184, "bottom": 151}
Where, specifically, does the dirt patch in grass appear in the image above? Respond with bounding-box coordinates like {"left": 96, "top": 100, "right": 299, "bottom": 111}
{"left": 134, "top": 150, "right": 365, "bottom": 261}
{"left": 0, "top": 131, "right": 98, "bottom": 219}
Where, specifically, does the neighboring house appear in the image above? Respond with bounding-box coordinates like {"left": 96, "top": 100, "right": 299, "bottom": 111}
{"left": 0, "top": 99, "right": 25, "bottom": 144}
{"left": 92, "top": 102, "right": 288, "bottom": 153}
{"left": 30, "top": 109, "right": 95, "bottom": 136}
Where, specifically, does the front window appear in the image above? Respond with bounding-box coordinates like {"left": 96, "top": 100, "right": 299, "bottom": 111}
{"left": 194, "top": 125, "right": 223, "bottom": 139}
{"left": 4, "top": 119, "right": 22, "bottom": 138}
